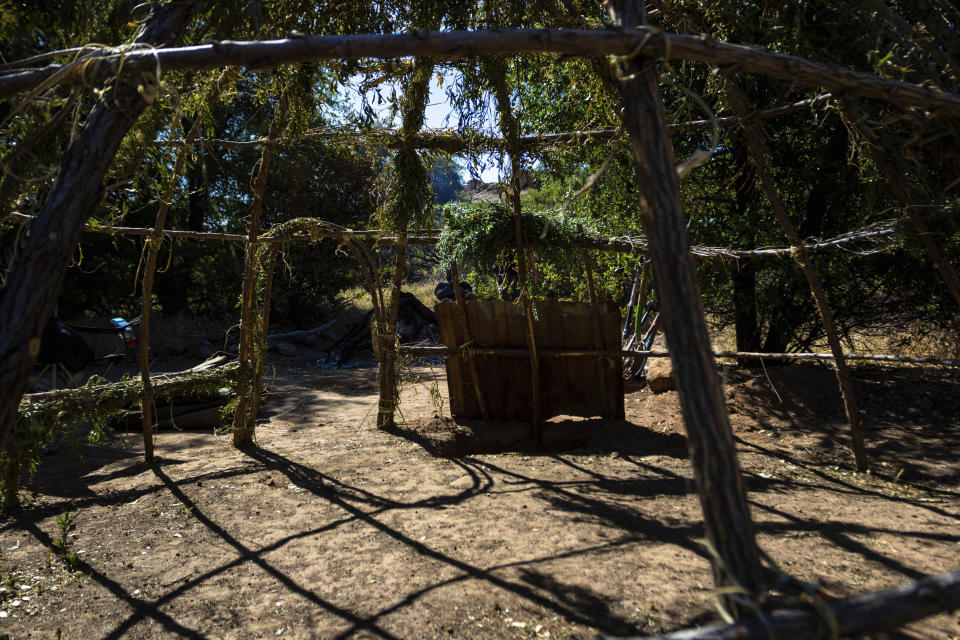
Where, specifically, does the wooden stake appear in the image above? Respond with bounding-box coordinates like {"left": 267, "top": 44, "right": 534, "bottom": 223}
{"left": 608, "top": 0, "right": 765, "bottom": 606}
{"left": 726, "top": 81, "right": 868, "bottom": 472}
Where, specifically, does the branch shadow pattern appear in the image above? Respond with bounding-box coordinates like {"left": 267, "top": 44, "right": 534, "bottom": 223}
{"left": 6, "top": 403, "right": 956, "bottom": 638}
{"left": 726, "top": 365, "right": 960, "bottom": 489}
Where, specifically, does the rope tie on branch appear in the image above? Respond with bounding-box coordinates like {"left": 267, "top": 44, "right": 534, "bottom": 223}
{"left": 610, "top": 25, "right": 668, "bottom": 81}
{"left": 460, "top": 341, "right": 477, "bottom": 364}
{"left": 789, "top": 245, "right": 809, "bottom": 267}
{"left": 376, "top": 322, "right": 397, "bottom": 342}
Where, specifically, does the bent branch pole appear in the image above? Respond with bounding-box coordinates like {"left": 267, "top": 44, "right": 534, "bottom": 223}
{"left": 620, "top": 568, "right": 960, "bottom": 640}
{"left": 232, "top": 93, "right": 286, "bottom": 448}
{"left": 609, "top": 0, "right": 764, "bottom": 608}
{"left": 2, "top": 30, "right": 959, "bottom": 114}
{"left": 0, "top": 2, "right": 197, "bottom": 452}
{"left": 138, "top": 108, "right": 203, "bottom": 463}
{"left": 726, "top": 81, "right": 868, "bottom": 472}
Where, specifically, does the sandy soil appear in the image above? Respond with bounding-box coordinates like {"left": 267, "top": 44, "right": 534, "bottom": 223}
{"left": 1, "top": 361, "right": 959, "bottom": 639}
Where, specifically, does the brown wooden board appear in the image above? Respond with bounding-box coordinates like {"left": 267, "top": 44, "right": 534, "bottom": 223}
{"left": 436, "top": 299, "right": 623, "bottom": 420}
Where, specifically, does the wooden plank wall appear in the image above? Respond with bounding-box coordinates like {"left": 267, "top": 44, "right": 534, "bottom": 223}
{"left": 436, "top": 299, "right": 624, "bottom": 420}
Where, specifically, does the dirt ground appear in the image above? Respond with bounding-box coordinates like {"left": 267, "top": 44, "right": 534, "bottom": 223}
{"left": 2, "top": 360, "right": 959, "bottom": 639}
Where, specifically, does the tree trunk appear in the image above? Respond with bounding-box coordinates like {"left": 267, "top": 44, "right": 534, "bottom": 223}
{"left": 732, "top": 261, "right": 761, "bottom": 356}
{"left": 0, "top": 2, "right": 197, "bottom": 451}
{"left": 608, "top": 0, "right": 765, "bottom": 608}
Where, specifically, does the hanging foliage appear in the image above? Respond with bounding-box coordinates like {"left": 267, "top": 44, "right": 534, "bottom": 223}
{"left": 375, "top": 60, "right": 435, "bottom": 233}
{"left": 436, "top": 200, "right": 597, "bottom": 274}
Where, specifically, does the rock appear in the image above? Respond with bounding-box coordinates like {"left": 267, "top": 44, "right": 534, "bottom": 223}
{"left": 646, "top": 357, "right": 675, "bottom": 393}
{"left": 274, "top": 341, "right": 298, "bottom": 357}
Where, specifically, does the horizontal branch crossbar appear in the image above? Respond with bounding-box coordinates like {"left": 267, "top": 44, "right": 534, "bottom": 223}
{"left": 158, "top": 94, "right": 834, "bottom": 152}
{"left": 399, "top": 345, "right": 960, "bottom": 367}
{"left": 4, "top": 213, "right": 437, "bottom": 244}
{"left": 1, "top": 29, "right": 957, "bottom": 115}
{"left": 6, "top": 212, "right": 897, "bottom": 259}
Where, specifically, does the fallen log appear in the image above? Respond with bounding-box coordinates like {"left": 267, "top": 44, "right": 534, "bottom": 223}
{"left": 614, "top": 568, "right": 960, "bottom": 640}
{"left": 265, "top": 319, "right": 336, "bottom": 343}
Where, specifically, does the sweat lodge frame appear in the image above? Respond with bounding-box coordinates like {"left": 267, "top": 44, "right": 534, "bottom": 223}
{"left": 4, "top": 2, "right": 960, "bottom": 636}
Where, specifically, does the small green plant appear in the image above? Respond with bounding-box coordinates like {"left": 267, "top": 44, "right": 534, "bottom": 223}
{"left": 51, "top": 512, "right": 79, "bottom": 569}
{"left": 429, "top": 379, "right": 444, "bottom": 416}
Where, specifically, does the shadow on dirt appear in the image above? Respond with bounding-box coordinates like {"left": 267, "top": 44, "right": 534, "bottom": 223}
{"left": 384, "top": 415, "right": 689, "bottom": 459}
{"left": 239, "top": 447, "right": 649, "bottom": 639}
{"left": 726, "top": 364, "right": 960, "bottom": 488}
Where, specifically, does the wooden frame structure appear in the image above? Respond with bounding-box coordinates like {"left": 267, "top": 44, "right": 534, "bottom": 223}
{"left": 3, "top": 1, "right": 960, "bottom": 636}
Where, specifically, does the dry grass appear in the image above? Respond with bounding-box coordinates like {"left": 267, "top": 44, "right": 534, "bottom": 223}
{"left": 337, "top": 279, "right": 438, "bottom": 315}
{"left": 703, "top": 314, "right": 960, "bottom": 360}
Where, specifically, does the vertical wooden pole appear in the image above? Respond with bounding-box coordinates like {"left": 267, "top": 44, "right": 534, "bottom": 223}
{"left": 233, "top": 93, "right": 286, "bottom": 448}
{"left": 136, "top": 70, "right": 233, "bottom": 462}
{"left": 377, "top": 235, "right": 408, "bottom": 428}
{"left": 251, "top": 244, "right": 280, "bottom": 420}
{"left": 138, "top": 111, "right": 204, "bottom": 463}
{"left": 608, "top": 0, "right": 765, "bottom": 605}
{"left": 726, "top": 82, "right": 868, "bottom": 472}
{"left": 634, "top": 260, "right": 652, "bottom": 337}
{"left": 621, "top": 265, "right": 640, "bottom": 341}
{"left": 580, "top": 226, "right": 598, "bottom": 304}
{"left": 376, "top": 61, "right": 433, "bottom": 429}
{"left": 489, "top": 64, "right": 543, "bottom": 440}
